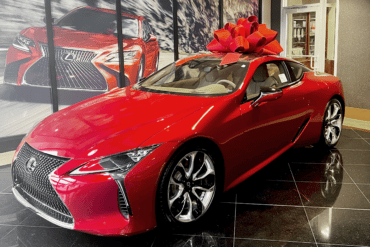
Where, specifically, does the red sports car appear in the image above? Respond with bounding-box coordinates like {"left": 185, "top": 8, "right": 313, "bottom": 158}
{"left": 4, "top": 6, "right": 160, "bottom": 91}
{"left": 11, "top": 53, "right": 345, "bottom": 236}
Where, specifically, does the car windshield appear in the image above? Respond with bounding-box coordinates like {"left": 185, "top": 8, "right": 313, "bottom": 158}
{"left": 56, "top": 8, "right": 139, "bottom": 38}
{"left": 134, "top": 57, "right": 249, "bottom": 96}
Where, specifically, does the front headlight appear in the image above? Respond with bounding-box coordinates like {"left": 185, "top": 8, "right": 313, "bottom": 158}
{"left": 69, "top": 144, "right": 159, "bottom": 176}
{"left": 105, "top": 50, "right": 138, "bottom": 63}
{"left": 12, "top": 34, "right": 36, "bottom": 53}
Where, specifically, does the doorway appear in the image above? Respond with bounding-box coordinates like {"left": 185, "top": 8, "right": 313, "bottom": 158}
{"left": 281, "top": 2, "right": 338, "bottom": 75}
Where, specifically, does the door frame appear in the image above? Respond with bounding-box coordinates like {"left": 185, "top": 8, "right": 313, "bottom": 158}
{"left": 281, "top": 4, "right": 325, "bottom": 72}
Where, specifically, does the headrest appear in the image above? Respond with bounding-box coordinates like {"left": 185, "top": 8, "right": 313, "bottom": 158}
{"left": 252, "top": 65, "right": 269, "bottom": 82}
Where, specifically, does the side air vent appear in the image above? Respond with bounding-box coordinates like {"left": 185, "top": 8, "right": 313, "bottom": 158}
{"left": 292, "top": 118, "right": 310, "bottom": 143}
{"left": 115, "top": 180, "right": 132, "bottom": 219}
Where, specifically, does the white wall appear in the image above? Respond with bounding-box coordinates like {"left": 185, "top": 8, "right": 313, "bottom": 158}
{"left": 262, "top": 0, "right": 271, "bottom": 29}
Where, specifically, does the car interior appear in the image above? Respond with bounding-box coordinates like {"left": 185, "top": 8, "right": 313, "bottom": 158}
{"left": 246, "top": 62, "right": 289, "bottom": 100}
{"left": 143, "top": 60, "right": 249, "bottom": 95}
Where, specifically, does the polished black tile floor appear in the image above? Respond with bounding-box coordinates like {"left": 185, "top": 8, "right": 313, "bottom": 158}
{"left": 1, "top": 128, "right": 370, "bottom": 247}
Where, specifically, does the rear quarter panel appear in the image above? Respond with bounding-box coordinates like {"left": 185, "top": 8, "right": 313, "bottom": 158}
{"left": 294, "top": 72, "right": 345, "bottom": 147}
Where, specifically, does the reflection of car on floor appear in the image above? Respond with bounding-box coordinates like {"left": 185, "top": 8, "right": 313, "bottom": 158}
{"left": 11, "top": 53, "right": 345, "bottom": 236}
{"left": 4, "top": 6, "right": 159, "bottom": 92}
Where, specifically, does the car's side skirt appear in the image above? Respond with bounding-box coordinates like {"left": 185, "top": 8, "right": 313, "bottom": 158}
{"left": 225, "top": 143, "right": 294, "bottom": 191}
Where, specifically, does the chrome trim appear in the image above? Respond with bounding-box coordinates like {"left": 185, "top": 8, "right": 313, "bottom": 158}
{"left": 12, "top": 187, "right": 74, "bottom": 229}
{"left": 70, "top": 167, "right": 119, "bottom": 176}
{"left": 251, "top": 89, "right": 283, "bottom": 108}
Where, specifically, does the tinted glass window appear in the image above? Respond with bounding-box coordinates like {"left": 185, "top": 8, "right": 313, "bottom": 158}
{"left": 56, "top": 8, "right": 139, "bottom": 38}
{"left": 246, "top": 61, "right": 288, "bottom": 100}
{"left": 134, "top": 58, "right": 249, "bottom": 96}
{"left": 285, "top": 61, "right": 310, "bottom": 81}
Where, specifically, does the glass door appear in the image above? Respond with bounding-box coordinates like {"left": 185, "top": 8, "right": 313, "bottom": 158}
{"left": 281, "top": 5, "right": 325, "bottom": 72}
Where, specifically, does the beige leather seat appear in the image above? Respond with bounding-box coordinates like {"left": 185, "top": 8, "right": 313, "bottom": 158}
{"left": 247, "top": 65, "right": 278, "bottom": 99}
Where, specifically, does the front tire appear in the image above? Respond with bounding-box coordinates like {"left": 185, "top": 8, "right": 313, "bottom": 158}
{"left": 318, "top": 98, "right": 344, "bottom": 148}
{"left": 157, "top": 145, "right": 219, "bottom": 227}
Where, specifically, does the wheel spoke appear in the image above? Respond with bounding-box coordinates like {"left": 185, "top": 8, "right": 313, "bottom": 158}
{"left": 326, "top": 105, "right": 332, "bottom": 120}
{"left": 331, "top": 126, "right": 339, "bottom": 143}
{"left": 168, "top": 178, "right": 185, "bottom": 208}
{"left": 178, "top": 152, "right": 196, "bottom": 179}
{"left": 331, "top": 115, "right": 342, "bottom": 128}
{"left": 191, "top": 185, "right": 215, "bottom": 211}
{"left": 174, "top": 192, "right": 189, "bottom": 219}
{"left": 325, "top": 126, "right": 331, "bottom": 141}
{"left": 331, "top": 104, "right": 340, "bottom": 120}
{"left": 193, "top": 155, "right": 215, "bottom": 181}
{"left": 176, "top": 192, "right": 195, "bottom": 222}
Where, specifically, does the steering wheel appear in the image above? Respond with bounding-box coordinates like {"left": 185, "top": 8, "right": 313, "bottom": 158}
{"left": 216, "top": 79, "right": 236, "bottom": 89}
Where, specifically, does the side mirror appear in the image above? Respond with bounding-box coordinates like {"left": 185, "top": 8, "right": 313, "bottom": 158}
{"left": 251, "top": 86, "right": 283, "bottom": 107}
{"left": 148, "top": 34, "right": 157, "bottom": 42}
{"left": 43, "top": 17, "right": 55, "bottom": 24}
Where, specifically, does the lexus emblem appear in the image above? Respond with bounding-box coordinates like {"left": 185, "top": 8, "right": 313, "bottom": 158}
{"left": 61, "top": 53, "right": 75, "bottom": 63}
{"left": 26, "top": 157, "right": 37, "bottom": 173}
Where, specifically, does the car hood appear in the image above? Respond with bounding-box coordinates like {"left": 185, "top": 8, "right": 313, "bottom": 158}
{"left": 22, "top": 27, "right": 137, "bottom": 50}
{"left": 26, "top": 87, "right": 219, "bottom": 159}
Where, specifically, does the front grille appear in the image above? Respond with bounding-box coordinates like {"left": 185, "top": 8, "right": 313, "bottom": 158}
{"left": 12, "top": 143, "right": 73, "bottom": 224}
{"left": 23, "top": 44, "right": 107, "bottom": 90}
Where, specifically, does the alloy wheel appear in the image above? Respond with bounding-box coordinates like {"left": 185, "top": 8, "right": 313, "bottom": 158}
{"left": 167, "top": 151, "right": 216, "bottom": 223}
{"left": 324, "top": 101, "right": 343, "bottom": 145}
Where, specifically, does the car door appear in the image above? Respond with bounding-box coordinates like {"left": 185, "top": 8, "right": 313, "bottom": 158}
{"left": 237, "top": 60, "right": 311, "bottom": 173}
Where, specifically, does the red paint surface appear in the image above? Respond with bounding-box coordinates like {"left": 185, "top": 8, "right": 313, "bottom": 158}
{"left": 16, "top": 54, "right": 344, "bottom": 236}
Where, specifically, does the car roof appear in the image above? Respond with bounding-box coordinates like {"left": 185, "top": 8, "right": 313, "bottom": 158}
{"left": 80, "top": 6, "right": 143, "bottom": 20}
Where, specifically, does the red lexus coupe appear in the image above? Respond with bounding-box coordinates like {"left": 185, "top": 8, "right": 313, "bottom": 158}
{"left": 11, "top": 53, "right": 345, "bottom": 236}
{"left": 4, "top": 6, "right": 160, "bottom": 91}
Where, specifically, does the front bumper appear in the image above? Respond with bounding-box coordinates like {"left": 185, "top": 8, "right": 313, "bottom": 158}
{"left": 12, "top": 141, "right": 178, "bottom": 236}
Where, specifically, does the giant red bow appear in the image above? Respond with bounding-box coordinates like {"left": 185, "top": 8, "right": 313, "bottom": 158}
{"left": 207, "top": 16, "right": 283, "bottom": 55}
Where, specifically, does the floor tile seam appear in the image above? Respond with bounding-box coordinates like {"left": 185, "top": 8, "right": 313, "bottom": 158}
{"left": 225, "top": 201, "right": 304, "bottom": 208}
{"left": 351, "top": 129, "right": 370, "bottom": 146}
{"left": 0, "top": 224, "right": 17, "bottom": 242}
{"left": 334, "top": 164, "right": 370, "bottom": 166}
{"left": 172, "top": 233, "right": 318, "bottom": 245}
{"left": 290, "top": 162, "right": 327, "bottom": 165}
{"left": 315, "top": 243, "right": 370, "bottom": 247}
{"left": 288, "top": 163, "right": 319, "bottom": 247}
{"left": 0, "top": 223, "right": 60, "bottom": 229}
{"left": 266, "top": 179, "right": 354, "bottom": 184}
{"left": 334, "top": 149, "right": 370, "bottom": 205}
{"left": 304, "top": 205, "right": 370, "bottom": 211}
{"left": 341, "top": 137, "right": 368, "bottom": 139}
{"left": 337, "top": 149, "right": 370, "bottom": 151}
{"left": 0, "top": 185, "right": 12, "bottom": 193}
{"left": 223, "top": 201, "right": 370, "bottom": 211}
{"left": 0, "top": 192, "right": 12, "bottom": 195}
{"left": 233, "top": 236, "right": 316, "bottom": 244}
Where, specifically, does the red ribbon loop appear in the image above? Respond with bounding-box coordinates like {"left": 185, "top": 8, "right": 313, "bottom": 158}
{"left": 206, "top": 15, "right": 283, "bottom": 55}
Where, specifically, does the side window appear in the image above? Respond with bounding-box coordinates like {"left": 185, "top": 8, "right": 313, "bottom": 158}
{"left": 142, "top": 20, "right": 151, "bottom": 41}
{"left": 285, "top": 61, "right": 309, "bottom": 82}
{"left": 245, "top": 61, "right": 289, "bottom": 101}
